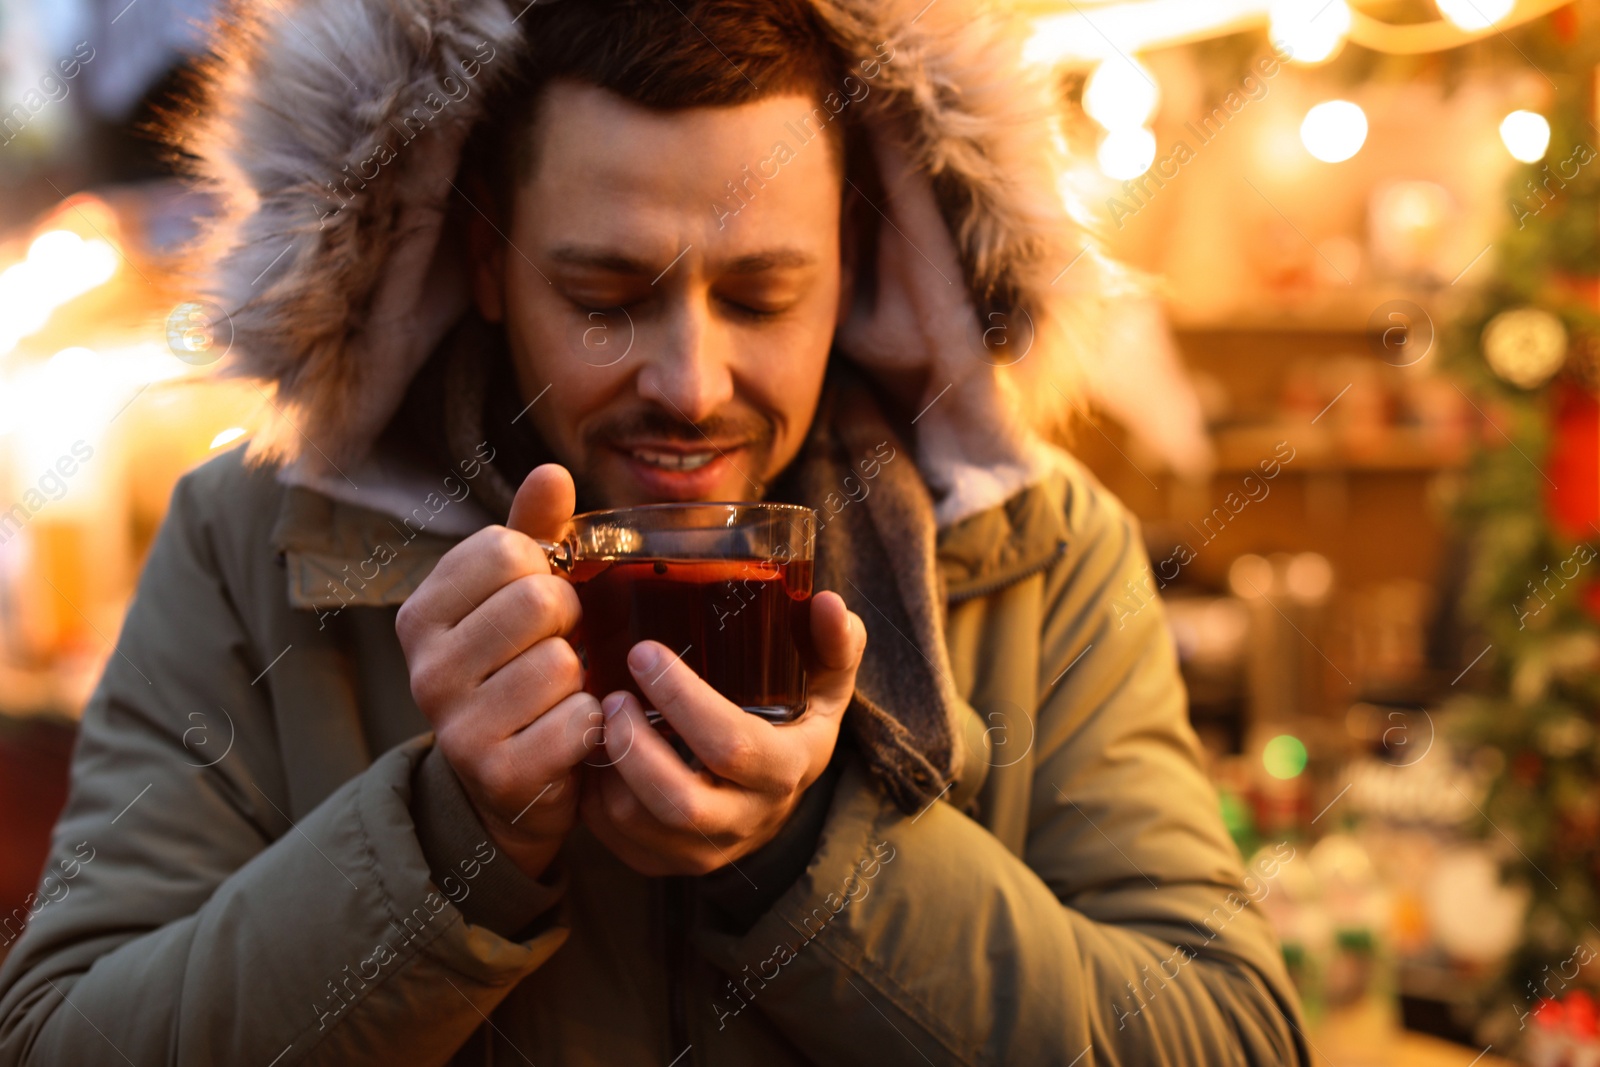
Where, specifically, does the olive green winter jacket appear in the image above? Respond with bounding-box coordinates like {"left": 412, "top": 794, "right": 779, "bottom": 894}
{"left": 0, "top": 414, "right": 1307, "bottom": 1064}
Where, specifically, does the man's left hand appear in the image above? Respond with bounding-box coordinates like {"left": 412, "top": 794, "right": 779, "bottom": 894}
{"left": 580, "top": 590, "right": 866, "bottom": 877}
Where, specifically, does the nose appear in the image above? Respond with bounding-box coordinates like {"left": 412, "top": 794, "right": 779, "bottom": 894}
{"left": 635, "top": 291, "right": 735, "bottom": 424}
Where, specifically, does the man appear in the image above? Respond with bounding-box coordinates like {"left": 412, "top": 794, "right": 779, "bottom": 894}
{"left": 0, "top": 0, "right": 1308, "bottom": 1064}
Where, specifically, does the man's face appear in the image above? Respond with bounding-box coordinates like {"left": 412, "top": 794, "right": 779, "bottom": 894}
{"left": 470, "top": 79, "right": 849, "bottom": 509}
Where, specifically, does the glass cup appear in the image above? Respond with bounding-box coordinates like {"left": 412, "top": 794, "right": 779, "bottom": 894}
{"left": 533, "top": 502, "right": 818, "bottom": 724}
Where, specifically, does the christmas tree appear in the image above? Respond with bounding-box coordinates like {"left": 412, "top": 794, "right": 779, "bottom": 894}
{"left": 1443, "top": 4, "right": 1600, "bottom": 1041}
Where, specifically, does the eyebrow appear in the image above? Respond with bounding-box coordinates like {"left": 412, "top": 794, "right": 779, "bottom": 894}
{"left": 722, "top": 249, "right": 816, "bottom": 274}
{"left": 546, "top": 244, "right": 816, "bottom": 275}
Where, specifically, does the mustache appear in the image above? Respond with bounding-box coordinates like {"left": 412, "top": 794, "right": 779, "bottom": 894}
{"left": 587, "top": 408, "right": 775, "bottom": 449}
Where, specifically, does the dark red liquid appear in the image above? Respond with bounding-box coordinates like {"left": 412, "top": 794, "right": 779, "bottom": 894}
{"left": 569, "top": 557, "right": 813, "bottom": 722}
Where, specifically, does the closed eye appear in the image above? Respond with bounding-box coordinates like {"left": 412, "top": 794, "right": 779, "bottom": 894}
{"left": 718, "top": 295, "right": 790, "bottom": 321}
{"left": 576, "top": 301, "right": 630, "bottom": 313}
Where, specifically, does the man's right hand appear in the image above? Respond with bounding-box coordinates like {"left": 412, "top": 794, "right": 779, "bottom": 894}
{"left": 395, "top": 463, "right": 600, "bottom": 883}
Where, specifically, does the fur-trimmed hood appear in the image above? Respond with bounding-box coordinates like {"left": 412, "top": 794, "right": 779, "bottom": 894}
{"left": 176, "top": 0, "right": 1108, "bottom": 532}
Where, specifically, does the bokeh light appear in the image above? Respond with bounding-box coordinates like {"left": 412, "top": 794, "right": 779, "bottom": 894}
{"left": 1263, "top": 734, "right": 1309, "bottom": 779}
{"left": 1098, "top": 127, "right": 1157, "bottom": 179}
{"left": 1269, "top": 0, "right": 1352, "bottom": 65}
{"left": 1083, "top": 57, "right": 1160, "bottom": 130}
{"left": 1300, "top": 100, "right": 1368, "bottom": 162}
{"left": 0, "top": 230, "right": 119, "bottom": 355}
{"left": 1499, "top": 110, "right": 1551, "bottom": 163}
{"left": 1435, "top": 0, "right": 1514, "bottom": 31}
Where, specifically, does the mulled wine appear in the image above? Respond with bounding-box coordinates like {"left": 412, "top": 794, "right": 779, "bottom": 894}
{"left": 569, "top": 556, "right": 814, "bottom": 722}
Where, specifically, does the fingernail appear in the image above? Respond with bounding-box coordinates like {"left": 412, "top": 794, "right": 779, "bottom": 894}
{"left": 628, "top": 642, "right": 659, "bottom": 674}
{"left": 601, "top": 693, "right": 626, "bottom": 720}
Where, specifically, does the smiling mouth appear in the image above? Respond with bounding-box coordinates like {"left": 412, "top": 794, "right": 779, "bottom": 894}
{"left": 628, "top": 447, "right": 721, "bottom": 471}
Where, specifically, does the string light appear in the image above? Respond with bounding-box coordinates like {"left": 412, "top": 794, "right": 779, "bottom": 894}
{"left": 1098, "top": 127, "right": 1158, "bottom": 179}
{"left": 1269, "top": 0, "right": 1351, "bottom": 65}
{"left": 1083, "top": 57, "right": 1161, "bottom": 129}
{"left": 1300, "top": 100, "right": 1368, "bottom": 162}
{"left": 1435, "top": 0, "right": 1515, "bottom": 31}
{"left": 0, "top": 230, "right": 118, "bottom": 355}
{"left": 1499, "top": 110, "right": 1551, "bottom": 163}
{"left": 1021, "top": 0, "right": 1572, "bottom": 66}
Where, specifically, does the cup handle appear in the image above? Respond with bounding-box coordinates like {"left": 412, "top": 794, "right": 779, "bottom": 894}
{"left": 531, "top": 537, "right": 575, "bottom": 575}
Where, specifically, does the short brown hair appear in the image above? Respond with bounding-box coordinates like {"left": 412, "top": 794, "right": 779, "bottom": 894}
{"left": 473, "top": 0, "right": 855, "bottom": 205}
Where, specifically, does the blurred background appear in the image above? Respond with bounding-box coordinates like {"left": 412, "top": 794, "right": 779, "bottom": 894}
{"left": 1, "top": 0, "right": 1599, "bottom": 1063}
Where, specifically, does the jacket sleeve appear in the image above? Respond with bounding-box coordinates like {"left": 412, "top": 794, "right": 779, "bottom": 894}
{"left": 0, "top": 465, "right": 565, "bottom": 1067}
{"left": 692, "top": 467, "right": 1310, "bottom": 1066}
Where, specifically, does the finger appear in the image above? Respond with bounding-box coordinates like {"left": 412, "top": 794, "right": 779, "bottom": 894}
{"left": 397, "top": 524, "right": 551, "bottom": 638}
{"left": 600, "top": 691, "right": 745, "bottom": 836}
{"left": 811, "top": 591, "right": 864, "bottom": 672}
{"left": 501, "top": 688, "right": 606, "bottom": 772}
{"left": 444, "top": 689, "right": 603, "bottom": 822}
{"left": 627, "top": 641, "right": 801, "bottom": 791}
{"left": 591, "top": 689, "right": 653, "bottom": 771}
{"left": 800, "top": 591, "right": 866, "bottom": 709}
{"left": 583, "top": 759, "right": 744, "bottom": 878}
{"left": 440, "top": 573, "right": 582, "bottom": 683}
{"left": 782, "top": 592, "right": 864, "bottom": 775}
{"left": 579, "top": 771, "right": 682, "bottom": 878}
{"left": 403, "top": 460, "right": 585, "bottom": 675}
{"left": 508, "top": 463, "right": 576, "bottom": 542}
{"left": 460, "top": 636, "right": 587, "bottom": 742}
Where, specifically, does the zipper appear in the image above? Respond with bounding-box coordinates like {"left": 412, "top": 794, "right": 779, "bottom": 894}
{"left": 664, "top": 876, "right": 691, "bottom": 1062}
{"left": 945, "top": 538, "right": 1068, "bottom": 605}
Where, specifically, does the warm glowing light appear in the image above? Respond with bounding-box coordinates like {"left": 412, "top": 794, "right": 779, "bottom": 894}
{"left": 1436, "top": 0, "right": 1514, "bottom": 31}
{"left": 1097, "top": 127, "right": 1157, "bottom": 179}
{"left": 7, "top": 342, "right": 188, "bottom": 459}
{"left": 29, "top": 230, "right": 87, "bottom": 272}
{"left": 1228, "top": 554, "right": 1273, "bottom": 598}
{"left": 1300, "top": 100, "right": 1368, "bottom": 162}
{"left": 1263, "top": 734, "right": 1309, "bottom": 779}
{"left": 210, "top": 427, "right": 247, "bottom": 450}
{"left": 1269, "top": 0, "right": 1351, "bottom": 65}
{"left": 14, "top": 347, "right": 103, "bottom": 450}
{"left": 1500, "top": 110, "right": 1551, "bottom": 163}
{"left": 47, "top": 345, "right": 99, "bottom": 373}
{"left": 0, "top": 229, "right": 120, "bottom": 354}
{"left": 1083, "top": 58, "right": 1160, "bottom": 129}
{"left": 1285, "top": 552, "right": 1333, "bottom": 601}
{"left": 1023, "top": 1, "right": 1270, "bottom": 66}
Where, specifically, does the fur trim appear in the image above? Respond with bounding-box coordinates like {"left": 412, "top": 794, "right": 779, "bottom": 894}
{"left": 172, "top": 0, "right": 1110, "bottom": 528}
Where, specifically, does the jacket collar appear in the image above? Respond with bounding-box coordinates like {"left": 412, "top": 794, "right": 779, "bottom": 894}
{"left": 269, "top": 469, "right": 1068, "bottom": 614}
{"left": 269, "top": 484, "right": 463, "bottom": 615}
{"left": 270, "top": 326, "right": 1071, "bottom": 614}
{"left": 937, "top": 471, "right": 1069, "bottom": 603}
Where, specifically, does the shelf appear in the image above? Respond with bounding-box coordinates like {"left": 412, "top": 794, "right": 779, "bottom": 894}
{"left": 1210, "top": 425, "right": 1467, "bottom": 474}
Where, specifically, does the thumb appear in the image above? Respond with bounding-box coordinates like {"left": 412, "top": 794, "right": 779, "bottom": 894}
{"left": 508, "top": 462, "right": 577, "bottom": 541}
{"left": 806, "top": 591, "right": 866, "bottom": 709}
